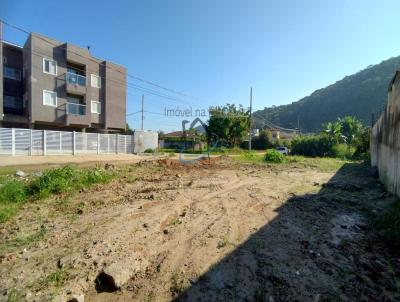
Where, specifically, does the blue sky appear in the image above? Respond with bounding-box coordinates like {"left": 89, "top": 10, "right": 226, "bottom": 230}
{"left": 1, "top": 0, "right": 400, "bottom": 132}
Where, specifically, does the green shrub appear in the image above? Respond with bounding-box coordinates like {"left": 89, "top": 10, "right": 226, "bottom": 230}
{"left": 30, "top": 166, "right": 78, "bottom": 198}
{"left": 0, "top": 166, "right": 115, "bottom": 223}
{"left": 81, "top": 166, "right": 114, "bottom": 186}
{"left": 291, "top": 134, "right": 334, "bottom": 157}
{"left": 29, "top": 165, "right": 114, "bottom": 198}
{"left": 331, "top": 144, "right": 354, "bottom": 159}
{"left": 264, "top": 149, "right": 285, "bottom": 163}
{"left": 0, "top": 180, "right": 28, "bottom": 204}
{"left": 144, "top": 148, "right": 154, "bottom": 153}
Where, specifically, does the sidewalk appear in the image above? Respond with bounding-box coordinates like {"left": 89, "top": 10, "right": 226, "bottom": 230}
{"left": 0, "top": 153, "right": 164, "bottom": 168}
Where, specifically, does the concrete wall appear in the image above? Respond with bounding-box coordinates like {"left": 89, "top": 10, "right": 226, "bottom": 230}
{"left": 104, "top": 61, "right": 126, "bottom": 130}
{"left": 371, "top": 71, "right": 400, "bottom": 197}
{"left": 133, "top": 130, "right": 158, "bottom": 153}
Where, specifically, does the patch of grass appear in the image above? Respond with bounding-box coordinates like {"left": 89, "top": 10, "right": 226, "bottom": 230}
{"left": 29, "top": 166, "right": 79, "bottom": 198}
{"left": 0, "top": 180, "right": 28, "bottom": 204}
{"left": 80, "top": 166, "right": 114, "bottom": 186}
{"left": 0, "top": 204, "right": 19, "bottom": 223}
{"left": 285, "top": 156, "right": 350, "bottom": 172}
{"left": 0, "top": 180, "right": 29, "bottom": 223}
{"left": 0, "top": 165, "right": 116, "bottom": 223}
{"left": 127, "top": 176, "right": 137, "bottom": 183}
{"left": 210, "top": 146, "right": 245, "bottom": 155}
{"left": 233, "top": 152, "right": 265, "bottom": 164}
{"left": 127, "top": 165, "right": 136, "bottom": 173}
{"left": 29, "top": 165, "right": 114, "bottom": 198}
{"left": 7, "top": 287, "right": 22, "bottom": 302}
{"left": 170, "top": 217, "right": 182, "bottom": 226}
{"left": 0, "top": 227, "right": 47, "bottom": 254}
{"left": 31, "top": 267, "right": 69, "bottom": 291}
{"left": 217, "top": 235, "right": 232, "bottom": 248}
{"left": 233, "top": 153, "right": 349, "bottom": 173}
{"left": 170, "top": 271, "right": 189, "bottom": 295}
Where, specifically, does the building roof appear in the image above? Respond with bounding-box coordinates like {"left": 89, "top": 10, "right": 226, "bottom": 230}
{"left": 163, "top": 131, "right": 197, "bottom": 139}
{"left": 2, "top": 40, "right": 23, "bottom": 50}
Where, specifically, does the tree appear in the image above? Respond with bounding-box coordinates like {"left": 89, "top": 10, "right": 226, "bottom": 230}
{"left": 258, "top": 129, "right": 274, "bottom": 149}
{"left": 125, "top": 123, "right": 133, "bottom": 135}
{"left": 338, "top": 116, "right": 363, "bottom": 147}
{"left": 207, "top": 104, "right": 250, "bottom": 147}
{"left": 323, "top": 121, "right": 342, "bottom": 144}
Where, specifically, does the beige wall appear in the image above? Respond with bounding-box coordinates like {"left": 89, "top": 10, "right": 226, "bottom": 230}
{"left": 371, "top": 72, "right": 400, "bottom": 197}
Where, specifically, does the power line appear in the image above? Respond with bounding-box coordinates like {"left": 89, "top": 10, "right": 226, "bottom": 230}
{"left": 26, "top": 48, "right": 199, "bottom": 107}
{"left": 1, "top": 19, "right": 203, "bottom": 102}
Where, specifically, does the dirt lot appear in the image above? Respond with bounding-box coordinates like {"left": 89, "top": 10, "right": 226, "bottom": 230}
{"left": 1, "top": 157, "right": 399, "bottom": 301}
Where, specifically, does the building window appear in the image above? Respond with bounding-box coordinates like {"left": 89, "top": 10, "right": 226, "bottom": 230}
{"left": 43, "top": 90, "right": 57, "bottom": 107}
{"left": 43, "top": 58, "right": 57, "bottom": 75}
{"left": 4, "top": 67, "right": 21, "bottom": 80}
{"left": 91, "top": 101, "right": 101, "bottom": 114}
{"left": 4, "top": 96, "right": 22, "bottom": 109}
{"left": 91, "top": 74, "right": 101, "bottom": 88}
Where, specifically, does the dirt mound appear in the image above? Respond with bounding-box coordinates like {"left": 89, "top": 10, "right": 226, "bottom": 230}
{"left": 158, "top": 156, "right": 220, "bottom": 169}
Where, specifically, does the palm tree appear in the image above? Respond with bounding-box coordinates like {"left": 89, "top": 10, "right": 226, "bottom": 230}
{"left": 323, "top": 121, "right": 342, "bottom": 144}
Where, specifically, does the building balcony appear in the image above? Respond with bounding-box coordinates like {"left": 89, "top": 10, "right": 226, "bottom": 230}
{"left": 64, "top": 103, "right": 90, "bottom": 127}
{"left": 65, "top": 72, "right": 86, "bottom": 94}
{"left": 66, "top": 102, "right": 86, "bottom": 115}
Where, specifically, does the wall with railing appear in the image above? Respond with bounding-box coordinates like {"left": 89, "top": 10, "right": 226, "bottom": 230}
{"left": 0, "top": 128, "right": 134, "bottom": 156}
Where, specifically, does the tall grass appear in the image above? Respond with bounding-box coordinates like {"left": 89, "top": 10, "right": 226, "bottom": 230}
{"left": 0, "top": 180, "right": 27, "bottom": 204}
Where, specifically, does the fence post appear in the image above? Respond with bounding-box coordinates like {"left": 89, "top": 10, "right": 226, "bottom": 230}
{"left": 85, "top": 133, "right": 88, "bottom": 154}
{"left": 107, "top": 134, "right": 110, "bottom": 153}
{"left": 124, "top": 135, "right": 127, "bottom": 153}
{"left": 29, "top": 129, "right": 33, "bottom": 156}
{"left": 59, "top": 131, "right": 62, "bottom": 154}
{"left": 11, "top": 128, "right": 15, "bottom": 156}
{"left": 97, "top": 133, "right": 100, "bottom": 154}
{"left": 72, "top": 131, "right": 76, "bottom": 155}
{"left": 116, "top": 134, "right": 119, "bottom": 154}
{"left": 43, "top": 130, "right": 47, "bottom": 156}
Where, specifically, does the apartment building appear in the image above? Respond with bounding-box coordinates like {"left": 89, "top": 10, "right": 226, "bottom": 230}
{"left": 0, "top": 32, "right": 126, "bottom": 132}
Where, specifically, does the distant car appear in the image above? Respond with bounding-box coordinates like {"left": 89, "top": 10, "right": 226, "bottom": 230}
{"left": 276, "top": 146, "right": 289, "bottom": 155}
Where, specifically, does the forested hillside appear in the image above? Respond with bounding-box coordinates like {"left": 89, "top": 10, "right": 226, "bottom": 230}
{"left": 253, "top": 56, "right": 400, "bottom": 132}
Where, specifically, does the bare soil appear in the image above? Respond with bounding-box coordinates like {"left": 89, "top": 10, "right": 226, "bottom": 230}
{"left": 1, "top": 157, "right": 399, "bottom": 302}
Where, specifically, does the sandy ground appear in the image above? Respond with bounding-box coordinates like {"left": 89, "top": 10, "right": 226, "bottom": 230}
{"left": 0, "top": 154, "right": 164, "bottom": 167}
{"left": 0, "top": 157, "right": 399, "bottom": 302}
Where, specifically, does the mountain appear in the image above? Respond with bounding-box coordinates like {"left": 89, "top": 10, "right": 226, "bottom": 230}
{"left": 253, "top": 56, "right": 400, "bottom": 133}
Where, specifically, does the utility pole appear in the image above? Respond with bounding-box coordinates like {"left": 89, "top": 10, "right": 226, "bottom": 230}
{"left": 297, "top": 115, "right": 300, "bottom": 134}
{"left": 248, "top": 87, "right": 253, "bottom": 152}
{"left": 141, "top": 94, "right": 144, "bottom": 130}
